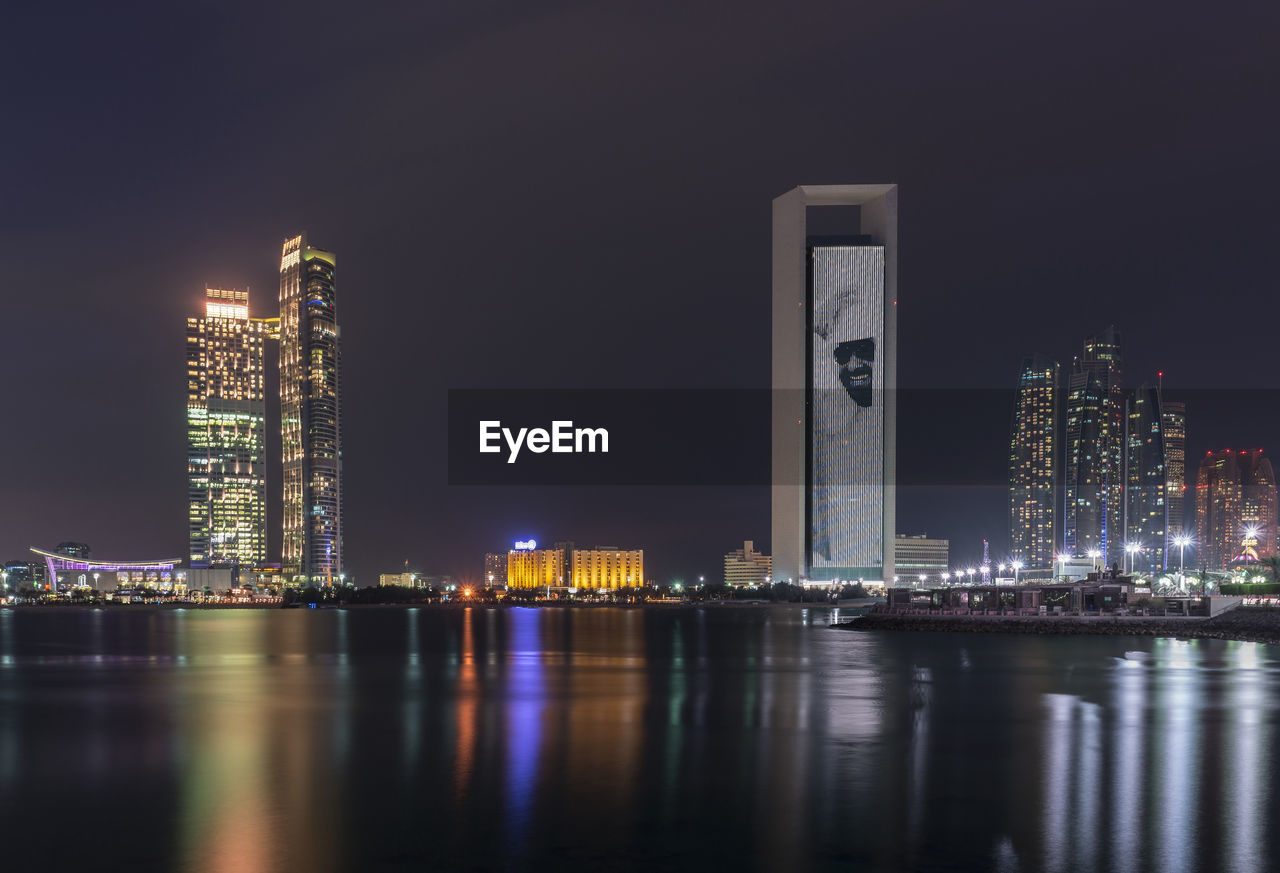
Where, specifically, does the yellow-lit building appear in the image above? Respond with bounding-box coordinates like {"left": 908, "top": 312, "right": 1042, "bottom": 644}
{"left": 506, "top": 543, "right": 644, "bottom": 590}
{"left": 570, "top": 547, "right": 644, "bottom": 590}
{"left": 507, "top": 548, "right": 566, "bottom": 589}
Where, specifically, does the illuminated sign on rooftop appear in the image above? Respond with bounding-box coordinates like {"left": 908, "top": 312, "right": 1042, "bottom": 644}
{"left": 513, "top": 539, "right": 537, "bottom": 551}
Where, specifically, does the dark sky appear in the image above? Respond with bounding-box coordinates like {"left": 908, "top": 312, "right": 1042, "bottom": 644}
{"left": 2, "top": 0, "right": 1278, "bottom": 582}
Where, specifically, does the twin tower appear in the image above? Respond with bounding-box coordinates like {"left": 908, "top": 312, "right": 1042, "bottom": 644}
{"left": 185, "top": 234, "right": 344, "bottom": 585}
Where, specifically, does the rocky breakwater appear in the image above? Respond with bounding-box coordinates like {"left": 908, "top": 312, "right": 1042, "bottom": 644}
{"left": 846, "top": 607, "right": 1280, "bottom": 646}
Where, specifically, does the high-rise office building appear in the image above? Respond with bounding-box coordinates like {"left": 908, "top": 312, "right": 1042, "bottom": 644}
{"left": 1196, "top": 449, "right": 1278, "bottom": 570}
{"left": 1063, "top": 327, "right": 1124, "bottom": 566}
{"left": 1124, "top": 384, "right": 1166, "bottom": 573}
{"left": 279, "top": 234, "right": 343, "bottom": 584}
{"left": 1162, "top": 400, "right": 1187, "bottom": 547}
{"left": 187, "top": 287, "right": 268, "bottom": 567}
{"left": 772, "top": 185, "right": 897, "bottom": 584}
{"left": 1009, "top": 355, "right": 1059, "bottom": 570}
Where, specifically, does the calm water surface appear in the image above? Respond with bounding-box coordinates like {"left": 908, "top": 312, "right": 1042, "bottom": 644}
{"left": 0, "top": 606, "right": 1275, "bottom": 872}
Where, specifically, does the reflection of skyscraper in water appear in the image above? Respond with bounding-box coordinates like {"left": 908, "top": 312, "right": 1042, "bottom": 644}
{"left": 772, "top": 185, "right": 897, "bottom": 584}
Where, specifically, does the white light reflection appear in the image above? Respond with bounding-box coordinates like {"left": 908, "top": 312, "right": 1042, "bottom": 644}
{"left": 1111, "top": 653, "right": 1146, "bottom": 873}
{"left": 1041, "top": 694, "right": 1074, "bottom": 873}
{"left": 1225, "top": 641, "right": 1268, "bottom": 873}
{"left": 1154, "top": 639, "right": 1198, "bottom": 873}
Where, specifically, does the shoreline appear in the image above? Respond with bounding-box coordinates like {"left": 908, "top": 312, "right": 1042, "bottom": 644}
{"left": 845, "top": 608, "right": 1280, "bottom": 646}
{"left": 0, "top": 599, "right": 863, "bottom": 613}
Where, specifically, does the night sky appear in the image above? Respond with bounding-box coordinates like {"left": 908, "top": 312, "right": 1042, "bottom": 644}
{"left": 3, "top": 1, "right": 1278, "bottom": 583}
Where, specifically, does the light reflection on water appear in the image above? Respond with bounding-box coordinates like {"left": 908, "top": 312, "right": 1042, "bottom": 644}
{"left": 0, "top": 607, "right": 1277, "bottom": 872}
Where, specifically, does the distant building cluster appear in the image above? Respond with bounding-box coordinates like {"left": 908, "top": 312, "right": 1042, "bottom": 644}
{"left": 1009, "top": 328, "right": 1274, "bottom": 574}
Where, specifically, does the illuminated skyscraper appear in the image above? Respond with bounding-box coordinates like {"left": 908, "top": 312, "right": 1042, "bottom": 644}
{"left": 1063, "top": 327, "right": 1124, "bottom": 565}
{"left": 1196, "top": 449, "right": 1278, "bottom": 570}
{"left": 1161, "top": 400, "right": 1187, "bottom": 546}
{"left": 1124, "top": 384, "right": 1166, "bottom": 573}
{"left": 772, "top": 185, "right": 897, "bottom": 584}
{"left": 1009, "top": 355, "right": 1059, "bottom": 570}
{"left": 279, "top": 234, "right": 343, "bottom": 584}
{"left": 187, "top": 287, "right": 268, "bottom": 566}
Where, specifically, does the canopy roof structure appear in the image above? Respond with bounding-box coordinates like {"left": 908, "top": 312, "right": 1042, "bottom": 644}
{"left": 29, "top": 547, "right": 183, "bottom": 589}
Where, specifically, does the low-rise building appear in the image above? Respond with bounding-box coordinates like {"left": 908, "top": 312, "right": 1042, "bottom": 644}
{"left": 507, "top": 541, "right": 644, "bottom": 590}
{"left": 724, "top": 540, "right": 772, "bottom": 586}
{"left": 893, "top": 534, "right": 949, "bottom": 579}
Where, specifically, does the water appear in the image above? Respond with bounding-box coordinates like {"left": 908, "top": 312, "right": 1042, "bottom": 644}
{"left": 0, "top": 605, "right": 1275, "bottom": 872}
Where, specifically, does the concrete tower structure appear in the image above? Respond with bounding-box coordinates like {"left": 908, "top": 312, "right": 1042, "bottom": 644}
{"left": 772, "top": 185, "right": 897, "bottom": 584}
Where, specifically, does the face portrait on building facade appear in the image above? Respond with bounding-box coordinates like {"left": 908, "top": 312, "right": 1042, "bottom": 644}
{"left": 834, "top": 338, "right": 874, "bottom": 408}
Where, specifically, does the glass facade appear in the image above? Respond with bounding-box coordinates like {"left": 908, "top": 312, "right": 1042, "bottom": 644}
{"left": 186, "top": 287, "right": 268, "bottom": 566}
{"left": 1124, "top": 384, "right": 1167, "bottom": 572}
{"left": 1063, "top": 327, "right": 1124, "bottom": 565}
{"left": 1009, "top": 356, "right": 1059, "bottom": 570}
{"left": 279, "top": 234, "right": 343, "bottom": 584}
{"left": 806, "top": 240, "right": 885, "bottom": 579}
{"left": 1162, "top": 400, "right": 1187, "bottom": 549}
{"left": 1196, "top": 449, "right": 1278, "bottom": 569}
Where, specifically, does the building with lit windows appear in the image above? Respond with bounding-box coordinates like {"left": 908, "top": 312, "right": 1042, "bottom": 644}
{"left": 1063, "top": 327, "right": 1124, "bottom": 566}
{"left": 723, "top": 540, "right": 772, "bottom": 586}
{"left": 772, "top": 185, "right": 897, "bottom": 585}
{"left": 893, "top": 534, "right": 949, "bottom": 578}
{"left": 484, "top": 552, "right": 508, "bottom": 588}
{"left": 506, "top": 542, "right": 645, "bottom": 590}
{"left": 187, "top": 287, "right": 268, "bottom": 567}
{"left": 279, "top": 234, "right": 343, "bottom": 584}
{"left": 1196, "top": 449, "right": 1278, "bottom": 570}
{"left": 1124, "top": 384, "right": 1167, "bottom": 573}
{"left": 506, "top": 546, "right": 566, "bottom": 589}
{"left": 1008, "top": 355, "right": 1059, "bottom": 570}
{"left": 571, "top": 547, "right": 644, "bottom": 589}
{"left": 1162, "top": 400, "right": 1187, "bottom": 546}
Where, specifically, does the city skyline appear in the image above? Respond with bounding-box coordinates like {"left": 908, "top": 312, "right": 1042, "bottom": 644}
{"left": 3, "top": 2, "right": 1279, "bottom": 583}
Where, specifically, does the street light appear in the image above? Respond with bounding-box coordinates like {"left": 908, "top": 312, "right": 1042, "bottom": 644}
{"left": 1011, "top": 560, "right": 1023, "bottom": 585}
{"left": 1124, "top": 543, "right": 1140, "bottom": 576}
{"left": 941, "top": 572, "right": 951, "bottom": 585}
{"left": 965, "top": 568, "right": 975, "bottom": 585}
{"left": 1173, "top": 534, "right": 1193, "bottom": 592}
{"left": 917, "top": 573, "right": 926, "bottom": 588}
{"left": 1056, "top": 552, "right": 1069, "bottom": 581}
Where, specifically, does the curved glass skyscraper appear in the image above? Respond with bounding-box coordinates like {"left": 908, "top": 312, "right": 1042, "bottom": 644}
{"left": 279, "top": 234, "right": 343, "bottom": 584}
